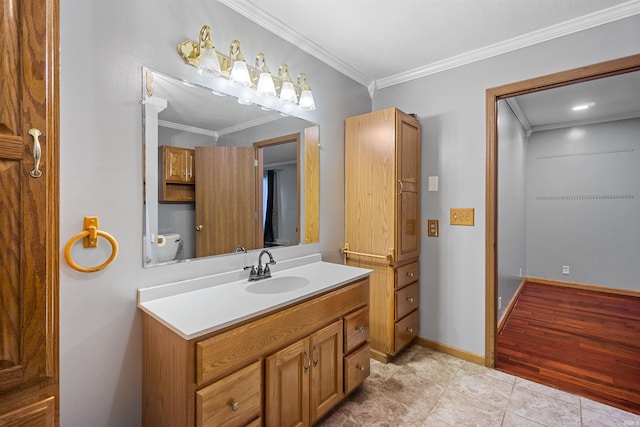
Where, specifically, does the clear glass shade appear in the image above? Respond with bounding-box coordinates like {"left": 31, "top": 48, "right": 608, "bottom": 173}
{"left": 298, "top": 89, "right": 316, "bottom": 111}
{"left": 279, "top": 81, "right": 297, "bottom": 104}
{"left": 197, "top": 45, "right": 222, "bottom": 76}
{"left": 230, "top": 60, "right": 251, "bottom": 87}
{"left": 256, "top": 72, "right": 276, "bottom": 97}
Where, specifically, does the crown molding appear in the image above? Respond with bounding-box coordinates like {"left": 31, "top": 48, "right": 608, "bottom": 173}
{"left": 218, "top": 0, "right": 373, "bottom": 87}
{"left": 219, "top": 0, "right": 640, "bottom": 91}
{"left": 377, "top": 1, "right": 640, "bottom": 89}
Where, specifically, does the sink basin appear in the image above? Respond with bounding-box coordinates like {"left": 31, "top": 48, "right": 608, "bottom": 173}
{"left": 245, "top": 276, "right": 310, "bottom": 294}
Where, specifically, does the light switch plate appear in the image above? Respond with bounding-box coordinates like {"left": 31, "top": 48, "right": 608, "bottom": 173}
{"left": 450, "top": 208, "right": 474, "bottom": 226}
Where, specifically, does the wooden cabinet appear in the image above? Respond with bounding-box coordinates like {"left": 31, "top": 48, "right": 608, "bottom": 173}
{"left": 0, "top": 0, "right": 59, "bottom": 425}
{"left": 345, "top": 107, "right": 421, "bottom": 363}
{"left": 142, "top": 277, "right": 370, "bottom": 427}
{"left": 265, "top": 320, "right": 343, "bottom": 426}
{"left": 159, "top": 145, "right": 195, "bottom": 202}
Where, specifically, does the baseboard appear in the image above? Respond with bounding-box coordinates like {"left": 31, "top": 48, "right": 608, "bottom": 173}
{"left": 414, "top": 337, "right": 485, "bottom": 365}
{"left": 526, "top": 276, "right": 640, "bottom": 298}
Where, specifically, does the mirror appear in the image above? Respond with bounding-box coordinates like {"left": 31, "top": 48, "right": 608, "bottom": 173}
{"left": 142, "top": 68, "right": 320, "bottom": 266}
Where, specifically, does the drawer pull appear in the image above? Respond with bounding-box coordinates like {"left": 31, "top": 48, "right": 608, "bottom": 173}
{"left": 407, "top": 272, "right": 414, "bottom": 278}
{"left": 407, "top": 327, "right": 414, "bottom": 333}
{"left": 356, "top": 364, "right": 366, "bottom": 371}
{"left": 230, "top": 400, "right": 240, "bottom": 411}
{"left": 407, "top": 297, "right": 414, "bottom": 303}
{"left": 357, "top": 326, "right": 365, "bottom": 333}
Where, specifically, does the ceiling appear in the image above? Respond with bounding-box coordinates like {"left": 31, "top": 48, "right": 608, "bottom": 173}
{"left": 217, "top": 0, "right": 640, "bottom": 128}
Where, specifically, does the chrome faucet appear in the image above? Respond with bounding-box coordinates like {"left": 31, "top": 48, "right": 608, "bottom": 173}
{"left": 244, "top": 249, "right": 277, "bottom": 281}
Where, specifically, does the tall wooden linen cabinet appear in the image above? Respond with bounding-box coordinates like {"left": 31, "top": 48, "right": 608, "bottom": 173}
{"left": 0, "top": 0, "right": 60, "bottom": 425}
{"left": 344, "top": 108, "right": 421, "bottom": 363}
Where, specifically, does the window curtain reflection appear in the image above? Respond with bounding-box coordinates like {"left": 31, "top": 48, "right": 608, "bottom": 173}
{"left": 263, "top": 170, "right": 279, "bottom": 245}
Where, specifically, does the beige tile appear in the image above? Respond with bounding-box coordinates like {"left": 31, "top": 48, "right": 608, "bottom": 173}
{"left": 426, "top": 388, "right": 505, "bottom": 427}
{"left": 580, "top": 397, "right": 640, "bottom": 427}
{"left": 404, "top": 349, "right": 463, "bottom": 385}
{"left": 502, "top": 412, "right": 546, "bottom": 427}
{"left": 513, "top": 377, "right": 581, "bottom": 406}
{"left": 508, "top": 386, "right": 581, "bottom": 427}
{"left": 447, "top": 364, "right": 514, "bottom": 410}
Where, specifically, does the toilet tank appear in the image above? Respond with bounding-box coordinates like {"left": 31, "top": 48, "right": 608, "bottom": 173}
{"left": 156, "top": 233, "right": 181, "bottom": 262}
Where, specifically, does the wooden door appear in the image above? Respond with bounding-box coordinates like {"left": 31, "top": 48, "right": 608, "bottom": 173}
{"left": 395, "top": 111, "right": 421, "bottom": 262}
{"left": 195, "top": 146, "right": 256, "bottom": 257}
{"left": 164, "top": 146, "right": 188, "bottom": 182}
{"left": 309, "top": 320, "right": 343, "bottom": 423}
{"left": 265, "top": 339, "right": 310, "bottom": 427}
{"left": 303, "top": 125, "right": 320, "bottom": 244}
{"left": 0, "top": 0, "right": 59, "bottom": 424}
{"left": 344, "top": 108, "right": 395, "bottom": 259}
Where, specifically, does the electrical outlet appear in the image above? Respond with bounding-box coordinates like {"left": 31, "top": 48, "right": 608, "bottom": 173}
{"left": 562, "top": 265, "right": 570, "bottom": 275}
{"left": 450, "top": 208, "right": 474, "bottom": 226}
{"left": 427, "top": 219, "right": 439, "bottom": 237}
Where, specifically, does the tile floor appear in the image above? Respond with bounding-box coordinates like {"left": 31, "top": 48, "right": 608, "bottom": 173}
{"left": 319, "top": 344, "right": 640, "bottom": 426}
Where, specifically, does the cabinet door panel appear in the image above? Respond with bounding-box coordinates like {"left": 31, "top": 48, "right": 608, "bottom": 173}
{"left": 265, "top": 339, "right": 309, "bottom": 427}
{"left": 310, "top": 320, "right": 343, "bottom": 422}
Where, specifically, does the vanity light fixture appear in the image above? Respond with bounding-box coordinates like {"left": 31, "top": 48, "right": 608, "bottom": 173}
{"left": 278, "top": 64, "right": 298, "bottom": 105}
{"left": 297, "top": 73, "right": 316, "bottom": 111}
{"left": 255, "top": 53, "right": 276, "bottom": 97}
{"left": 228, "top": 40, "right": 251, "bottom": 87}
{"left": 177, "top": 25, "right": 222, "bottom": 77}
{"left": 177, "top": 25, "right": 317, "bottom": 112}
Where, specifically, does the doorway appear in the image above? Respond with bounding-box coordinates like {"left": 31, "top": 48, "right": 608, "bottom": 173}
{"left": 485, "top": 54, "right": 640, "bottom": 366}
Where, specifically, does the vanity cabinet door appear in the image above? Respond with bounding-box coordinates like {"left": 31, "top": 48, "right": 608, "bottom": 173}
{"left": 309, "top": 320, "right": 343, "bottom": 423}
{"left": 265, "top": 339, "right": 310, "bottom": 427}
{"left": 159, "top": 146, "right": 195, "bottom": 202}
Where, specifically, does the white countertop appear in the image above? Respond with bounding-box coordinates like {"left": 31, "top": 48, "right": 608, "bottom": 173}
{"left": 137, "top": 255, "right": 372, "bottom": 340}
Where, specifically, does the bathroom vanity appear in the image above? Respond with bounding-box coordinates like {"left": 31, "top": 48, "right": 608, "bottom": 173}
{"left": 138, "top": 255, "right": 371, "bottom": 426}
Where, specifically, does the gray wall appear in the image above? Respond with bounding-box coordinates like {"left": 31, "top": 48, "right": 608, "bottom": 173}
{"left": 526, "top": 118, "right": 640, "bottom": 290}
{"left": 372, "top": 15, "right": 640, "bottom": 355}
{"left": 497, "top": 100, "right": 528, "bottom": 317}
{"left": 60, "top": 1, "right": 370, "bottom": 425}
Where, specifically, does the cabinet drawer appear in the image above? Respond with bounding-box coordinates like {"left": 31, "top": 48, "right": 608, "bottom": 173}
{"left": 396, "top": 261, "right": 419, "bottom": 289}
{"left": 196, "top": 360, "right": 261, "bottom": 427}
{"left": 343, "top": 307, "right": 369, "bottom": 353}
{"left": 394, "top": 310, "right": 419, "bottom": 353}
{"left": 395, "top": 282, "right": 419, "bottom": 321}
{"left": 344, "top": 343, "right": 370, "bottom": 395}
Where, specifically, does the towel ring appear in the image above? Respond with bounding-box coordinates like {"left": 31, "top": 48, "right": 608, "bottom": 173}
{"left": 64, "top": 216, "right": 118, "bottom": 273}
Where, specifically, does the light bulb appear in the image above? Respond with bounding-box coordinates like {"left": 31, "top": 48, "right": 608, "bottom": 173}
{"left": 280, "top": 81, "right": 297, "bottom": 104}
{"left": 230, "top": 60, "right": 251, "bottom": 87}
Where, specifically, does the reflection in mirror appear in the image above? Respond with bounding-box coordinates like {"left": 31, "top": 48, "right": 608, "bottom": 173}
{"left": 142, "top": 68, "right": 320, "bottom": 266}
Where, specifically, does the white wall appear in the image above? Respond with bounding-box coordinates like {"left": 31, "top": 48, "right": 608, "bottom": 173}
{"left": 526, "top": 118, "right": 640, "bottom": 289}
{"left": 59, "top": 1, "right": 370, "bottom": 425}
{"left": 372, "top": 15, "right": 640, "bottom": 356}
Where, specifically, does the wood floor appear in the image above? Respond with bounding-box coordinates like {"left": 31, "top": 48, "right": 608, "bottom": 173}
{"left": 497, "top": 280, "right": 640, "bottom": 415}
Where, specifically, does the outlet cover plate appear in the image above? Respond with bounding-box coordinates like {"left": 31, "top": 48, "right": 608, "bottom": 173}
{"left": 427, "top": 219, "right": 439, "bottom": 237}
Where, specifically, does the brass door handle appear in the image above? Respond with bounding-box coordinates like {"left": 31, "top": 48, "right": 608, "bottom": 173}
{"left": 29, "top": 128, "right": 43, "bottom": 178}
{"left": 196, "top": 225, "right": 203, "bottom": 231}
{"left": 230, "top": 400, "right": 240, "bottom": 411}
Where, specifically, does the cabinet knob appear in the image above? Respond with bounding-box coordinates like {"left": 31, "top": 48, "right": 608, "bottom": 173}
{"left": 407, "top": 272, "right": 414, "bottom": 278}
{"left": 230, "top": 400, "right": 240, "bottom": 411}
{"left": 407, "top": 327, "right": 413, "bottom": 333}
{"left": 407, "top": 297, "right": 414, "bottom": 303}
{"left": 357, "top": 326, "right": 365, "bottom": 333}
{"left": 356, "top": 364, "right": 366, "bottom": 371}
{"left": 196, "top": 225, "right": 203, "bottom": 231}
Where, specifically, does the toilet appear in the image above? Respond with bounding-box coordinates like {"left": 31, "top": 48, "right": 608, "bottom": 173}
{"left": 155, "top": 233, "right": 181, "bottom": 262}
